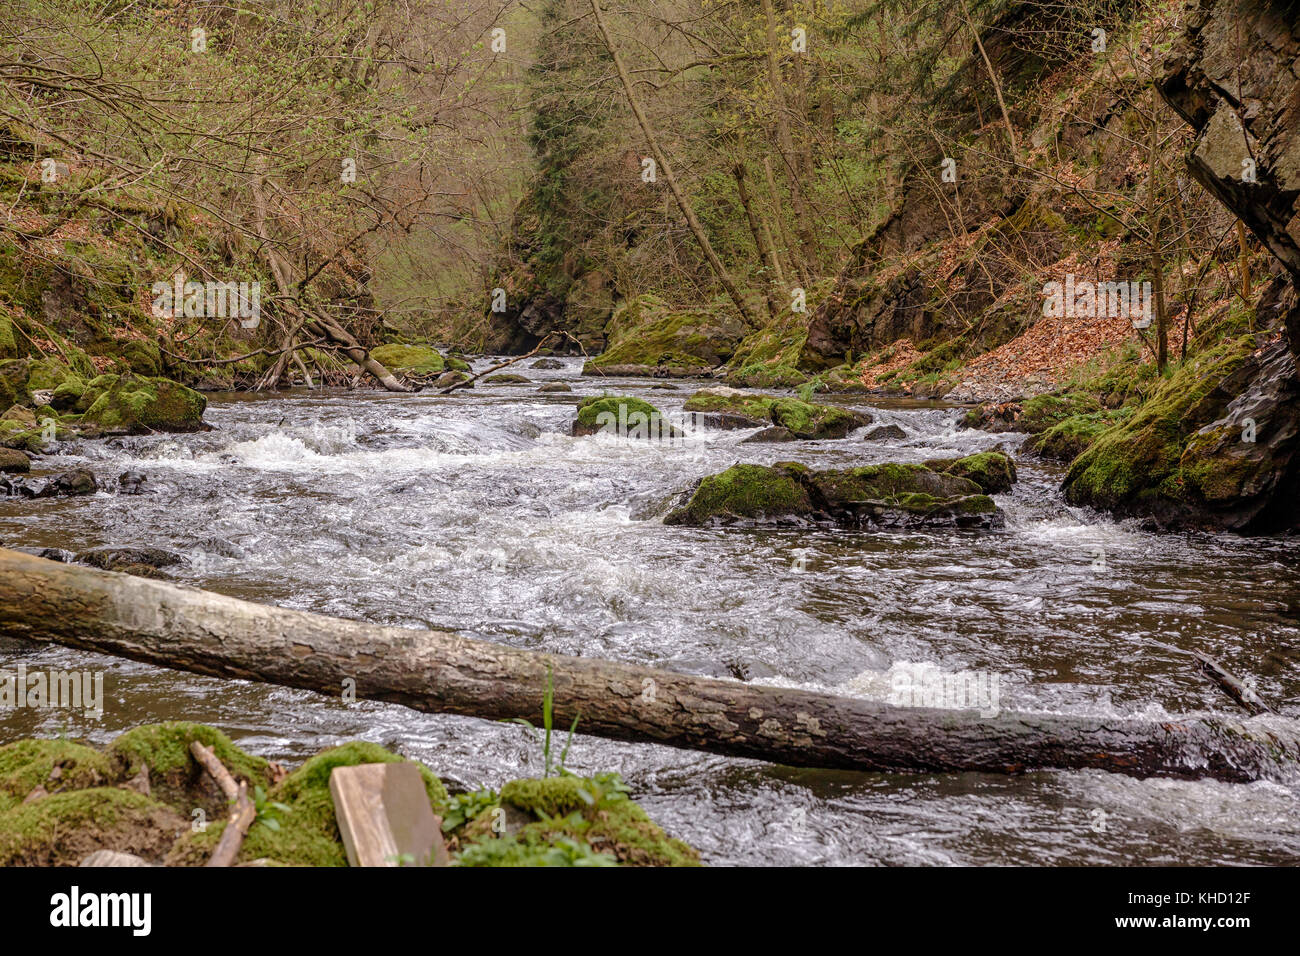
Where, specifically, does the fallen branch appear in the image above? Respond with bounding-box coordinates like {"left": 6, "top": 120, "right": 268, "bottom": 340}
{"left": 1, "top": 549, "right": 1297, "bottom": 783}
{"left": 188, "top": 741, "right": 256, "bottom": 867}
{"left": 1190, "top": 650, "right": 1277, "bottom": 717}
{"left": 438, "top": 332, "right": 559, "bottom": 394}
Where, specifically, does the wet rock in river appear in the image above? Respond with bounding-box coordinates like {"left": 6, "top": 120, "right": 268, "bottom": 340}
{"left": 117, "top": 471, "right": 147, "bottom": 495}
{"left": 433, "top": 371, "right": 470, "bottom": 388}
{"left": 682, "top": 388, "right": 871, "bottom": 440}
{"left": 571, "top": 395, "right": 683, "bottom": 438}
{"left": 75, "top": 546, "right": 187, "bottom": 576}
{"left": 864, "top": 424, "right": 907, "bottom": 441}
{"left": 0, "top": 448, "right": 29, "bottom": 473}
{"left": 923, "top": 451, "right": 1017, "bottom": 494}
{"left": 538, "top": 382, "right": 572, "bottom": 393}
{"left": 531, "top": 358, "right": 564, "bottom": 370}
{"left": 9, "top": 468, "right": 99, "bottom": 498}
{"left": 740, "top": 426, "right": 797, "bottom": 443}
{"left": 664, "top": 460, "right": 1003, "bottom": 530}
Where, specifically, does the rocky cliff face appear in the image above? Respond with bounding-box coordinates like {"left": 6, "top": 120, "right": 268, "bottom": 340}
{"left": 1061, "top": 0, "right": 1300, "bottom": 532}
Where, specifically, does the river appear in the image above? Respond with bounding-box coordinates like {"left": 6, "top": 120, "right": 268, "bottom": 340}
{"left": 2, "top": 356, "right": 1298, "bottom": 865}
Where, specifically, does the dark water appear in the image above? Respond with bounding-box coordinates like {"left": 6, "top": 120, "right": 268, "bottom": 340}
{"left": 2, "top": 356, "right": 1299, "bottom": 865}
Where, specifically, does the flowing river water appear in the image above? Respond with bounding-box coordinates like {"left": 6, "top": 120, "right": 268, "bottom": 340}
{"left": 3, "top": 356, "right": 1299, "bottom": 865}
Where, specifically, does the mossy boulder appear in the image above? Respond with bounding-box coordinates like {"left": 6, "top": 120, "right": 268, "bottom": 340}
{"left": 1063, "top": 334, "right": 1300, "bottom": 531}
{"left": 484, "top": 373, "right": 530, "bottom": 385}
{"left": 80, "top": 373, "right": 207, "bottom": 434}
{"left": 166, "top": 740, "right": 448, "bottom": 867}
{"left": 0, "top": 787, "right": 185, "bottom": 866}
{"left": 682, "top": 387, "right": 871, "bottom": 439}
{"left": 722, "top": 318, "right": 810, "bottom": 388}
{"left": 0, "top": 447, "right": 29, "bottom": 472}
{"left": 0, "top": 358, "right": 31, "bottom": 411}
{"left": 1025, "top": 410, "right": 1131, "bottom": 462}
{"left": 0, "top": 313, "right": 15, "bottom": 358}
{"left": 665, "top": 461, "right": 1002, "bottom": 529}
{"left": 572, "top": 395, "right": 682, "bottom": 438}
{"left": 663, "top": 463, "right": 815, "bottom": 525}
{"left": 456, "top": 774, "right": 699, "bottom": 867}
{"left": 370, "top": 343, "right": 445, "bottom": 376}
{"left": 584, "top": 294, "right": 750, "bottom": 377}
{"left": 923, "top": 451, "right": 1018, "bottom": 494}
{"left": 51, "top": 375, "right": 91, "bottom": 413}
{"left": 120, "top": 340, "right": 162, "bottom": 376}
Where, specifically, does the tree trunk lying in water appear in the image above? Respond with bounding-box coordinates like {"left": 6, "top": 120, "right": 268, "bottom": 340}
{"left": 1, "top": 548, "right": 1296, "bottom": 783}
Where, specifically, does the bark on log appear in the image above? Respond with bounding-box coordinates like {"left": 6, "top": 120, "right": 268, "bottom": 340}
{"left": 0, "top": 548, "right": 1297, "bottom": 783}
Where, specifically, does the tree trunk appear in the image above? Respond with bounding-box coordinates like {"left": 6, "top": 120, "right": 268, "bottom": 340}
{"left": 733, "top": 161, "right": 784, "bottom": 319}
{"left": 589, "top": 0, "right": 759, "bottom": 327}
{"left": 761, "top": 0, "right": 818, "bottom": 270}
{"left": 0, "top": 549, "right": 1295, "bottom": 783}
{"left": 762, "top": 155, "right": 803, "bottom": 287}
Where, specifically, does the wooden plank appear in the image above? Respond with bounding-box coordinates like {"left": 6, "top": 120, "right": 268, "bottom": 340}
{"left": 328, "top": 763, "right": 450, "bottom": 867}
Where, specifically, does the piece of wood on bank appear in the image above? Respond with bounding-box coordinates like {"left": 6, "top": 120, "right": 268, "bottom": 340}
{"left": 189, "top": 740, "right": 256, "bottom": 867}
{"left": 329, "top": 762, "right": 450, "bottom": 867}
{"left": 2, "top": 548, "right": 1299, "bottom": 784}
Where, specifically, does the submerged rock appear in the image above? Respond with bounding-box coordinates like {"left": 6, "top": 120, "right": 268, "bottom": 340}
{"left": 117, "top": 471, "right": 147, "bottom": 495}
{"left": 740, "top": 425, "right": 797, "bottom": 443}
{"left": 6, "top": 468, "right": 98, "bottom": 498}
{"left": 75, "top": 546, "right": 185, "bottom": 576}
{"left": 682, "top": 388, "right": 871, "bottom": 440}
{"left": 664, "top": 460, "right": 1003, "bottom": 529}
{"left": 537, "top": 381, "right": 572, "bottom": 393}
{"left": 864, "top": 424, "right": 907, "bottom": 441}
{"left": 484, "top": 373, "right": 530, "bottom": 385}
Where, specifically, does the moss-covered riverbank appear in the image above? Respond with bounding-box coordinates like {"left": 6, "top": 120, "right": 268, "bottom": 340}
{"left": 0, "top": 722, "right": 699, "bottom": 867}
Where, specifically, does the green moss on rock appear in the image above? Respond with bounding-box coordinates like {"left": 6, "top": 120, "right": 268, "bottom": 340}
{"left": 572, "top": 394, "right": 680, "bottom": 437}
{"left": 682, "top": 388, "right": 870, "bottom": 439}
{"left": 665, "top": 460, "right": 1001, "bottom": 529}
{"left": 1063, "top": 335, "right": 1256, "bottom": 517}
{"left": 584, "top": 294, "right": 750, "bottom": 376}
{"left": 663, "top": 463, "right": 814, "bottom": 525}
{"left": 924, "top": 451, "right": 1018, "bottom": 493}
{"left": 370, "top": 343, "right": 446, "bottom": 375}
{"left": 80, "top": 373, "right": 206, "bottom": 434}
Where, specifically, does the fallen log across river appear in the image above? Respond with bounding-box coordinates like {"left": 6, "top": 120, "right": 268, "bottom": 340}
{"left": 1, "top": 548, "right": 1296, "bottom": 784}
